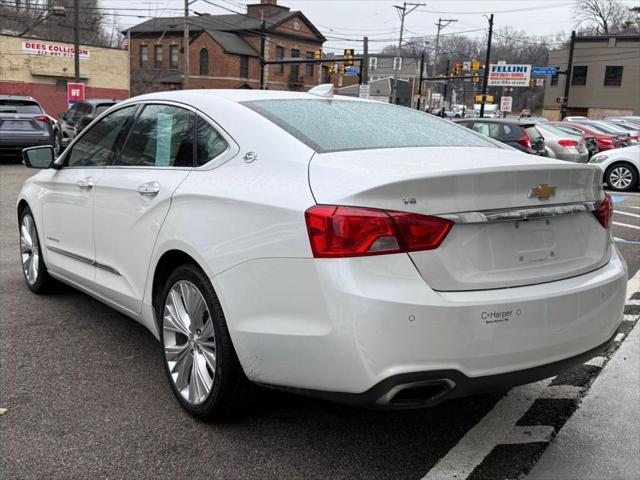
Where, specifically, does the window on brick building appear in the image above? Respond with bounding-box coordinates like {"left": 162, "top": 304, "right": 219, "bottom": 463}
{"left": 291, "top": 48, "right": 300, "bottom": 79}
{"left": 239, "top": 56, "right": 249, "bottom": 78}
{"left": 275, "top": 46, "right": 284, "bottom": 74}
{"left": 140, "top": 45, "right": 148, "bottom": 68}
{"left": 200, "top": 48, "right": 209, "bottom": 75}
{"left": 154, "top": 45, "right": 163, "bottom": 68}
{"left": 169, "top": 45, "right": 179, "bottom": 69}
{"left": 305, "top": 51, "right": 314, "bottom": 77}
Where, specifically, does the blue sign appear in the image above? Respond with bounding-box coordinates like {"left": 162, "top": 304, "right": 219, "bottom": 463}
{"left": 532, "top": 66, "right": 557, "bottom": 76}
{"left": 345, "top": 67, "right": 358, "bottom": 77}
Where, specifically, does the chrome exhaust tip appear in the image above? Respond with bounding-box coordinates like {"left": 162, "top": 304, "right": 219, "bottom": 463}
{"left": 377, "top": 379, "right": 456, "bottom": 408}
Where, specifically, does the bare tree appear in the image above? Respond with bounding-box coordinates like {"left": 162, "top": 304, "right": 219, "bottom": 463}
{"left": 573, "top": 0, "right": 632, "bottom": 34}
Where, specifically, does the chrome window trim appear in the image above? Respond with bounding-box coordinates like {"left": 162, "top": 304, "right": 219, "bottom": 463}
{"left": 440, "top": 201, "right": 598, "bottom": 224}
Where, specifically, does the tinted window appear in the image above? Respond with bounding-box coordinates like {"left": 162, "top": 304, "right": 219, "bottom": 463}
{"left": 75, "top": 102, "right": 92, "bottom": 118}
{"left": 471, "top": 122, "right": 501, "bottom": 139}
{"left": 196, "top": 117, "right": 229, "bottom": 166}
{"left": 244, "top": 99, "right": 497, "bottom": 153}
{"left": 117, "top": 104, "right": 194, "bottom": 167}
{"left": 66, "top": 105, "right": 136, "bottom": 168}
{"left": 0, "top": 100, "right": 42, "bottom": 114}
{"left": 604, "top": 66, "right": 623, "bottom": 87}
{"left": 95, "top": 103, "right": 115, "bottom": 116}
{"left": 525, "top": 126, "right": 543, "bottom": 140}
{"left": 571, "top": 66, "right": 588, "bottom": 86}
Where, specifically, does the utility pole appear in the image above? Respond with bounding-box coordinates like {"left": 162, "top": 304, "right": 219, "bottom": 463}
{"left": 259, "top": 19, "right": 266, "bottom": 89}
{"left": 73, "top": 0, "right": 80, "bottom": 83}
{"left": 560, "top": 30, "right": 576, "bottom": 120}
{"left": 183, "top": 0, "right": 190, "bottom": 89}
{"left": 479, "top": 13, "right": 494, "bottom": 118}
{"left": 362, "top": 36, "right": 369, "bottom": 85}
{"left": 416, "top": 51, "right": 424, "bottom": 110}
{"left": 428, "top": 18, "right": 456, "bottom": 109}
{"left": 390, "top": 2, "right": 425, "bottom": 104}
{"left": 442, "top": 58, "right": 450, "bottom": 110}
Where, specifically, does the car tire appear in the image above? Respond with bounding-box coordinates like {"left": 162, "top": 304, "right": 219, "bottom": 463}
{"left": 605, "top": 162, "right": 639, "bottom": 191}
{"left": 158, "top": 263, "right": 254, "bottom": 420}
{"left": 19, "top": 206, "right": 54, "bottom": 293}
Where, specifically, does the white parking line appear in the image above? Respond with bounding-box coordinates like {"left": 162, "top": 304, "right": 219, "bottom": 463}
{"left": 614, "top": 210, "right": 640, "bottom": 219}
{"left": 613, "top": 221, "right": 640, "bottom": 230}
{"left": 503, "top": 426, "right": 554, "bottom": 444}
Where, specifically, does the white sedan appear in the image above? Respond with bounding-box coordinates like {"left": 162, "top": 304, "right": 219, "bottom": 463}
{"left": 589, "top": 145, "right": 640, "bottom": 191}
{"left": 18, "top": 87, "right": 627, "bottom": 419}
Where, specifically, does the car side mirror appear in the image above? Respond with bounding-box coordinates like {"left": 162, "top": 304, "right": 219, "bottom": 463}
{"left": 58, "top": 112, "right": 66, "bottom": 120}
{"left": 23, "top": 146, "right": 54, "bottom": 169}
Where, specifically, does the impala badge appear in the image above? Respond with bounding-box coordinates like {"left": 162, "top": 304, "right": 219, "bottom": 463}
{"left": 528, "top": 184, "right": 556, "bottom": 201}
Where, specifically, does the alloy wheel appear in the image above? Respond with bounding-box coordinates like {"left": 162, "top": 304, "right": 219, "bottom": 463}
{"left": 20, "top": 214, "right": 39, "bottom": 286}
{"left": 162, "top": 280, "right": 216, "bottom": 405}
{"left": 609, "top": 166, "right": 633, "bottom": 189}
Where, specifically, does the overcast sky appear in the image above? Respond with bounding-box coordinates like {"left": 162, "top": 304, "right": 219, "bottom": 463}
{"left": 106, "top": 0, "right": 639, "bottom": 52}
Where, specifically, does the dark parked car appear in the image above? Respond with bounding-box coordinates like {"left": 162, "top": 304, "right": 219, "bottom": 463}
{"left": 58, "top": 99, "right": 117, "bottom": 147}
{"left": 0, "top": 95, "right": 54, "bottom": 160}
{"left": 454, "top": 118, "right": 545, "bottom": 155}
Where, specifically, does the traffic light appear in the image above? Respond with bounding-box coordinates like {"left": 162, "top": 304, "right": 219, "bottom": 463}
{"left": 472, "top": 60, "right": 481, "bottom": 71}
{"left": 529, "top": 79, "right": 535, "bottom": 89}
{"left": 314, "top": 49, "right": 322, "bottom": 61}
{"left": 453, "top": 63, "right": 461, "bottom": 76}
{"left": 328, "top": 63, "right": 335, "bottom": 74}
{"left": 343, "top": 49, "right": 354, "bottom": 66}
{"left": 473, "top": 72, "right": 480, "bottom": 84}
{"left": 339, "top": 63, "right": 346, "bottom": 75}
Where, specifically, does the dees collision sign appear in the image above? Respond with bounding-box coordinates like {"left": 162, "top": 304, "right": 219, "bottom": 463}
{"left": 22, "top": 41, "right": 90, "bottom": 60}
{"left": 488, "top": 64, "right": 531, "bottom": 87}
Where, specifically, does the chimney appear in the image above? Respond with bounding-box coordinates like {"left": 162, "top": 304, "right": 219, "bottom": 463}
{"left": 246, "top": 0, "right": 290, "bottom": 18}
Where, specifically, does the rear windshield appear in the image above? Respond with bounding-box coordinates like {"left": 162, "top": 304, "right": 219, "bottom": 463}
{"left": 0, "top": 99, "right": 42, "bottom": 114}
{"left": 525, "top": 126, "right": 543, "bottom": 139}
{"left": 95, "top": 103, "right": 115, "bottom": 115}
{"left": 243, "top": 99, "right": 498, "bottom": 153}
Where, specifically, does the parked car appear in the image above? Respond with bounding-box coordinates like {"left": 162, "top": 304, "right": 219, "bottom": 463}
{"left": 605, "top": 116, "right": 640, "bottom": 128}
{"left": 571, "top": 120, "right": 632, "bottom": 147}
{"left": 18, "top": 87, "right": 626, "bottom": 419}
{"left": 535, "top": 123, "right": 589, "bottom": 163}
{"left": 473, "top": 103, "right": 501, "bottom": 118}
{"left": 0, "top": 95, "right": 54, "bottom": 160}
{"left": 454, "top": 118, "right": 545, "bottom": 155}
{"left": 563, "top": 116, "right": 589, "bottom": 122}
{"left": 600, "top": 120, "right": 639, "bottom": 144}
{"left": 58, "top": 99, "right": 118, "bottom": 147}
{"left": 589, "top": 145, "right": 640, "bottom": 191}
{"left": 548, "top": 121, "right": 623, "bottom": 152}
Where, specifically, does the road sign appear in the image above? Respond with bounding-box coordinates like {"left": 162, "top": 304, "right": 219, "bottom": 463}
{"left": 462, "top": 61, "right": 471, "bottom": 71}
{"left": 67, "top": 82, "right": 85, "bottom": 104}
{"left": 535, "top": 78, "right": 545, "bottom": 87}
{"left": 472, "top": 60, "right": 481, "bottom": 71}
{"left": 500, "top": 96, "right": 513, "bottom": 113}
{"left": 358, "top": 84, "right": 370, "bottom": 99}
{"left": 532, "top": 66, "right": 557, "bottom": 76}
{"left": 345, "top": 66, "right": 358, "bottom": 77}
{"left": 487, "top": 64, "right": 531, "bottom": 87}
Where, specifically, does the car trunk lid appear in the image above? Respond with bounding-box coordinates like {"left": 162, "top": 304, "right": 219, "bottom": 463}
{"left": 309, "top": 146, "right": 609, "bottom": 291}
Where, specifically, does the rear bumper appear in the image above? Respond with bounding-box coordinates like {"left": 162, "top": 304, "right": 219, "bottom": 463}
{"left": 0, "top": 134, "right": 52, "bottom": 152}
{"left": 214, "top": 242, "right": 627, "bottom": 401}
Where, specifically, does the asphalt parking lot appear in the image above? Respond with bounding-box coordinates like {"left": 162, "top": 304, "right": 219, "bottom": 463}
{"left": 1, "top": 163, "right": 638, "bottom": 480}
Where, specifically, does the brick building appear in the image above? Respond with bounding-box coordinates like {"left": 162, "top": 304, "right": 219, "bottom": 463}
{"left": 0, "top": 33, "right": 129, "bottom": 116}
{"left": 125, "top": 0, "right": 325, "bottom": 94}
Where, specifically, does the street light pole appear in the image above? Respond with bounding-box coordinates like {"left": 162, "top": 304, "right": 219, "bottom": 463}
{"left": 73, "top": 0, "right": 80, "bottom": 83}
{"left": 183, "top": 0, "right": 190, "bottom": 89}
{"left": 390, "top": 2, "right": 424, "bottom": 104}
{"left": 560, "top": 30, "right": 576, "bottom": 120}
{"left": 479, "top": 13, "right": 494, "bottom": 118}
{"left": 428, "top": 18, "right": 456, "bottom": 109}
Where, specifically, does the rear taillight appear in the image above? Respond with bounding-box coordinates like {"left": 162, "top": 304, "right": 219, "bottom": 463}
{"left": 33, "top": 115, "right": 49, "bottom": 123}
{"left": 593, "top": 193, "right": 613, "bottom": 229}
{"left": 558, "top": 139, "right": 578, "bottom": 148}
{"left": 305, "top": 205, "right": 453, "bottom": 258}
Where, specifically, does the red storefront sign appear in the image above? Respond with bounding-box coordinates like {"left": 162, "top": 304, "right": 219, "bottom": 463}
{"left": 67, "top": 83, "right": 85, "bottom": 104}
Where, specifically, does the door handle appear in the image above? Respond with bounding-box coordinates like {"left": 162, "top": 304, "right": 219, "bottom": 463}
{"left": 137, "top": 181, "right": 160, "bottom": 197}
{"left": 77, "top": 178, "right": 94, "bottom": 190}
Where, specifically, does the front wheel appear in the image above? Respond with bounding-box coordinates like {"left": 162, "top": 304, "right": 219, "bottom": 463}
{"left": 606, "top": 163, "right": 638, "bottom": 191}
{"left": 19, "top": 207, "right": 53, "bottom": 293}
{"left": 159, "top": 264, "right": 254, "bottom": 420}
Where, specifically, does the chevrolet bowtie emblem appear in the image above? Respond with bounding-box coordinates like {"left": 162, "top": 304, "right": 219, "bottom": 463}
{"left": 528, "top": 184, "right": 556, "bottom": 200}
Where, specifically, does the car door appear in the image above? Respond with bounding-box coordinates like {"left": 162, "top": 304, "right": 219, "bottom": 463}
{"left": 41, "top": 105, "right": 137, "bottom": 285}
{"left": 92, "top": 103, "right": 195, "bottom": 314}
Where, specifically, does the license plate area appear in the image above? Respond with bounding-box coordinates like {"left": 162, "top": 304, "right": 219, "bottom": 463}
{"left": 513, "top": 219, "right": 554, "bottom": 264}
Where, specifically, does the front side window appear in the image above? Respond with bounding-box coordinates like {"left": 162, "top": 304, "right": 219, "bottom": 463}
{"left": 243, "top": 99, "right": 498, "bottom": 153}
{"left": 169, "top": 45, "right": 179, "bottom": 69}
{"left": 154, "top": 45, "right": 163, "bottom": 68}
{"left": 196, "top": 117, "right": 229, "bottom": 166}
{"left": 604, "top": 66, "right": 623, "bottom": 87}
{"left": 571, "top": 65, "right": 587, "bottom": 86}
{"left": 275, "top": 46, "right": 284, "bottom": 74}
{"left": 117, "top": 104, "right": 194, "bottom": 168}
{"left": 239, "top": 56, "right": 249, "bottom": 79}
{"left": 199, "top": 48, "right": 209, "bottom": 75}
{"left": 66, "top": 105, "right": 136, "bottom": 168}
{"left": 140, "top": 45, "right": 148, "bottom": 68}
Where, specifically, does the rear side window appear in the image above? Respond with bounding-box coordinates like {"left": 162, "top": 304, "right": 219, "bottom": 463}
{"left": 66, "top": 105, "right": 136, "bottom": 168}
{"left": 525, "top": 126, "right": 543, "bottom": 140}
{"left": 196, "top": 117, "right": 228, "bottom": 166}
{"left": 117, "top": 104, "right": 195, "bottom": 167}
{"left": 471, "top": 122, "right": 501, "bottom": 139}
{"left": 0, "top": 100, "right": 42, "bottom": 114}
{"left": 95, "top": 104, "right": 115, "bottom": 116}
{"left": 243, "top": 99, "right": 497, "bottom": 153}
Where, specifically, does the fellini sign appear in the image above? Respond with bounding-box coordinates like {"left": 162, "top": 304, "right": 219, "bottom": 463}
{"left": 22, "top": 41, "right": 90, "bottom": 60}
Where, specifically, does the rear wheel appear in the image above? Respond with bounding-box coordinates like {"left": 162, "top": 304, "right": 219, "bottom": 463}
{"left": 19, "top": 207, "right": 53, "bottom": 293}
{"left": 606, "top": 162, "right": 638, "bottom": 191}
{"left": 158, "top": 264, "right": 254, "bottom": 420}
